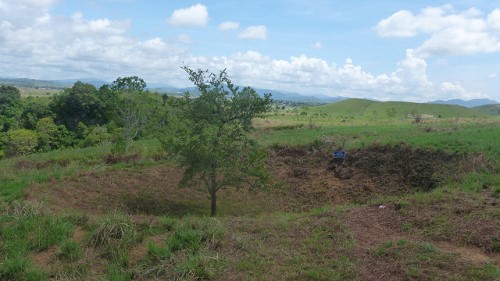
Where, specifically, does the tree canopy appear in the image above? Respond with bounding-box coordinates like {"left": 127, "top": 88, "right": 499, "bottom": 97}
{"left": 162, "top": 67, "right": 272, "bottom": 216}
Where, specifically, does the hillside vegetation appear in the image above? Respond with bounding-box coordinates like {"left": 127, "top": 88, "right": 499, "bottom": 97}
{"left": 473, "top": 104, "right": 500, "bottom": 115}
{"left": 308, "top": 98, "right": 488, "bottom": 119}
{"left": 0, "top": 80, "right": 499, "bottom": 280}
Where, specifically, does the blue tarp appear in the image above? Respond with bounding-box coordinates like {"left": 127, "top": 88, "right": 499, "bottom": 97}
{"left": 332, "top": 150, "right": 346, "bottom": 159}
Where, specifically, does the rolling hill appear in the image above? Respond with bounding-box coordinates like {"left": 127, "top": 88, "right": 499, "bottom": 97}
{"left": 308, "top": 98, "right": 488, "bottom": 119}
{"left": 472, "top": 104, "right": 500, "bottom": 115}
{"left": 429, "top": 98, "right": 498, "bottom": 107}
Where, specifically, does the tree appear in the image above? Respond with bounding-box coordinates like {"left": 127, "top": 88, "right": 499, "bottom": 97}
{"left": 50, "top": 81, "right": 107, "bottom": 131}
{"left": 110, "top": 76, "right": 149, "bottom": 153}
{"left": 0, "top": 85, "right": 22, "bottom": 131}
{"left": 0, "top": 85, "right": 21, "bottom": 114}
{"left": 162, "top": 68, "right": 272, "bottom": 216}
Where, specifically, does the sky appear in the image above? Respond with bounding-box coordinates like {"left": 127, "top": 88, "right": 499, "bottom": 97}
{"left": 1, "top": 0, "right": 500, "bottom": 102}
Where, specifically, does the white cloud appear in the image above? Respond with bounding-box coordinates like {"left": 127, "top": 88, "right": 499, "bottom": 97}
{"left": 374, "top": 5, "right": 500, "bottom": 57}
{"left": 0, "top": 1, "right": 489, "bottom": 102}
{"left": 239, "top": 25, "right": 267, "bottom": 40}
{"left": 167, "top": 3, "right": 208, "bottom": 27}
{"left": 176, "top": 34, "right": 192, "bottom": 44}
{"left": 218, "top": 21, "right": 239, "bottom": 31}
{"left": 312, "top": 42, "right": 323, "bottom": 49}
{"left": 488, "top": 9, "right": 500, "bottom": 33}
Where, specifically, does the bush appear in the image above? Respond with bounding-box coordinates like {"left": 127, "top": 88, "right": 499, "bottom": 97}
{"left": 7, "top": 129, "right": 38, "bottom": 154}
{"left": 84, "top": 125, "right": 111, "bottom": 147}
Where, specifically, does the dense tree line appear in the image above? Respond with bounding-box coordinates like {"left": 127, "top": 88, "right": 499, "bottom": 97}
{"left": 0, "top": 78, "right": 168, "bottom": 157}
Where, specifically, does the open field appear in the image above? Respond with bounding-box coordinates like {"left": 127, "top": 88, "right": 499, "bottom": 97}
{"left": 0, "top": 107, "right": 499, "bottom": 280}
{"left": 17, "top": 87, "right": 61, "bottom": 97}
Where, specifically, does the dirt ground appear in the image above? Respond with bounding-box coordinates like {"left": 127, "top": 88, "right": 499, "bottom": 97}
{"left": 27, "top": 143, "right": 465, "bottom": 215}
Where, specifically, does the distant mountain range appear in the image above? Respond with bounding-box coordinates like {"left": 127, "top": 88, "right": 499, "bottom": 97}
{"left": 428, "top": 99, "right": 498, "bottom": 108}
{"left": 1, "top": 77, "right": 498, "bottom": 106}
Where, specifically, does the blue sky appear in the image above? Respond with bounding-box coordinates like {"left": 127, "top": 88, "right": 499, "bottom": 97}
{"left": 1, "top": 0, "right": 500, "bottom": 102}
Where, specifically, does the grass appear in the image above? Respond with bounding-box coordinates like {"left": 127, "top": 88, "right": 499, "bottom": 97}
{"left": 370, "top": 239, "right": 499, "bottom": 280}
{"left": 0, "top": 106, "right": 499, "bottom": 280}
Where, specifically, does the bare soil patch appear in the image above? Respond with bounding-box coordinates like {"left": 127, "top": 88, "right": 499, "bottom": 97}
{"left": 268, "top": 143, "right": 465, "bottom": 209}
{"left": 27, "top": 165, "right": 282, "bottom": 217}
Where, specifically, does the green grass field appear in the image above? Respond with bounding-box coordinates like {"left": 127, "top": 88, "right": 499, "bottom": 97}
{"left": 0, "top": 100, "right": 499, "bottom": 280}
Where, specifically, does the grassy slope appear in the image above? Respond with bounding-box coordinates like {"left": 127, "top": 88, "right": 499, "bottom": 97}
{"left": 0, "top": 113, "right": 499, "bottom": 280}
{"left": 309, "top": 98, "right": 488, "bottom": 119}
{"left": 474, "top": 104, "right": 500, "bottom": 115}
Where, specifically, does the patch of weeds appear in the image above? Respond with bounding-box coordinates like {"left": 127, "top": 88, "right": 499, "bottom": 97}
{"left": 29, "top": 216, "right": 75, "bottom": 251}
{"left": 146, "top": 241, "right": 172, "bottom": 262}
{"left": 401, "top": 222, "right": 414, "bottom": 232}
{"left": 4, "top": 200, "right": 44, "bottom": 219}
{"left": 61, "top": 212, "right": 89, "bottom": 226}
{"left": 0, "top": 255, "right": 47, "bottom": 281}
{"left": 107, "top": 263, "right": 133, "bottom": 281}
{"left": 139, "top": 217, "right": 225, "bottom": 280}
{"left": 369, "top": 240, "right": 471, "bottom": 280}
{"left": 1, "top": 214, "right": 74, "bottom": 255}
{"left": 465, "top": 263, "right": 500, "bottom": 281}
{"left": 174, "top": 253, "right": 225, "bottom": 280}
{"left": 87, "top": 213, "right": 137, "bottom": 248}
{"left": 168, "top": 225, "right": 202, "bottom": 253}
{"left": 56, "top": 240, "right": 82, "bottom": 262}
{"left": 87, "top": 213, "right": 139, "bottom": 266}
{"left": 51, "top": 261, "right": 89, "bottom": 281}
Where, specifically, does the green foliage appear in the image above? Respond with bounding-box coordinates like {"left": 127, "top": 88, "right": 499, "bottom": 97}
{"left": 162, "top": 68, "right": 272, "bottom": 216}
{"left": 110, "top": 76, "right": 159, "bottom": 153}
{"left": 50, "top": 81, "right": 108, "bottom": 130}
{"left": 83, "top": 125, "right": 111, "bottom": 146}
{"left": 0, "top": 85, "right": 21, "bottom": 117}
{"left": 35, "top": 116, "right": 58, "bottom": 151}
{"left": 19, "top": 100, "right": 52, "bottom": 130}
{"left": 6, "top": 129, "right": 38, "bottom": 154}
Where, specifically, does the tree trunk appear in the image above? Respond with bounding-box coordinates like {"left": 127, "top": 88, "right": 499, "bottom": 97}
{"left": 210, "top": 164, "right": 217, "bottom": 217}
{"left": 210, "top": 189, "right": 217, "bottom": 217}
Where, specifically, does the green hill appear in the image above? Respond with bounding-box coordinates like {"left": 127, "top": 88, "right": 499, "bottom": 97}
{"left": 308, "top": 98, "right": 377, "bottom": 116}
{"left": 473, "top": 104, "right": 500, "bottom": 115}
{"left": 308, "top": 98, "right": 487, "bottom": 119}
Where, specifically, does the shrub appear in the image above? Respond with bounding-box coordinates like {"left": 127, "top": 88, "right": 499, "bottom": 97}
{"left": 7, "top": 129, "right": 38, "bottom": 154}
{"left": 84, "top": 125, "right": 111, "bottom": 147}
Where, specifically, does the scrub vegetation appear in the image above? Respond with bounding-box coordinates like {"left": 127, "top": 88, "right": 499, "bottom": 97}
{"left": 0, "top": 70, "right": 499, "bottom": 280}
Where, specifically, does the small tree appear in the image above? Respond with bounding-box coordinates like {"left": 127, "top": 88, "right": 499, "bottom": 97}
{"left": 162, "top": 68, "right": 272, "bottom": 216}
{"left": 111, "top": 76, "right": 148, "bottom": 153}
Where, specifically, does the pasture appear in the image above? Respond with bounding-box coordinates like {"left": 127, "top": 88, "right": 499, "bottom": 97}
{"left": 0, "top": 101, "right": 498, "bottom": 280}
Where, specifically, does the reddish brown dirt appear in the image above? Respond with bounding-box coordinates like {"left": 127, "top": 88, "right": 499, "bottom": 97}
{"left": 343, "top": 206, "right": 407, "bottom": 281}
{"left": 27, "top": 165, "right": 283, "bottom": 217}
{"left": 343, "top": 202, "right": 500, "bottom": 281}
